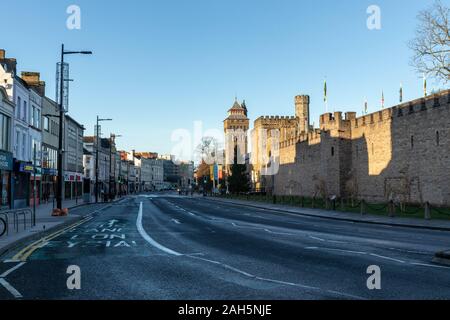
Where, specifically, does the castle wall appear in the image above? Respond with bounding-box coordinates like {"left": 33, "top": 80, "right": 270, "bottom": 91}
{"left": 272, "top": 90, "right": 450, "bottom": 207}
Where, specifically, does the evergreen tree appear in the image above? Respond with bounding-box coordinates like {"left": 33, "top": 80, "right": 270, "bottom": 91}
{"left": 227, "top": 147, "right": 250, "bottom": 194}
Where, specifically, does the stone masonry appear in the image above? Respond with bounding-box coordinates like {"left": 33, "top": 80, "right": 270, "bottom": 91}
{"left": 270, "top": 89, "right": 450, "bottom": 207}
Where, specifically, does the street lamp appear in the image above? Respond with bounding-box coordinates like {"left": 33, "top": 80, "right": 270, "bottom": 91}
{"left": 56, "top": 44, "right": 92, "bottom": 210}
{"left": 109, "top": 133, "right": 122, "bottom": 201}
{"left": 95, "top": 116, "right": 112, "bottom": 203}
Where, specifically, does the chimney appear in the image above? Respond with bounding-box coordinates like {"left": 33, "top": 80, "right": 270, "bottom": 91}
{"left": 21, "top": 72, "right": 46, "bottom": 96}
{"left": 0, "top": 50, "right": 17, "bottom": 75}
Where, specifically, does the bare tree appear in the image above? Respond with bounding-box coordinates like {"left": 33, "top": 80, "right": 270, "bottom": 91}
{"left": 195, "top": 137, "right": 221, "bottom": 165}
{"left": 409, "top": 0, "right": 450, "bottom": 83}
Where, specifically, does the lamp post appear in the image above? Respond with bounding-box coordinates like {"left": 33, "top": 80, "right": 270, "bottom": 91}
{"left": 95, "top": 116, "right": 112, "bottom": 203}
{"left": 56, "top": 44, "right": 92, "bottom": 210}
{"left": 109, "top": 133, "right": 122, "bottom": 201}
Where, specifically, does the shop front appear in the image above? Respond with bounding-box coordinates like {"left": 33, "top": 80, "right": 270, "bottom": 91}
{"left": 0, "top": 150, "right": 13, "bottom": 210}
{"left": 13, "top": 160, "right": 33, "bottom": 209}
{"left": 30, "top": 167, "right": 41, "bottom": 207}
{"left": 41, "top": 168, "right": 57, "bottom": 203}
{"left": 64, "top": 172, "right": 83, "bottom": 200}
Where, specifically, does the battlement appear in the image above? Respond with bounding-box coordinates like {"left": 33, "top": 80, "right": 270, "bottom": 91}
{"left": 350, "top": 89, "right": 450, "bottom": 129}
{"left": 255, "top": 115, "right": 298, "bottom": 128}
{"left": 295, "top": 95, "right": 310, "bottom": 104}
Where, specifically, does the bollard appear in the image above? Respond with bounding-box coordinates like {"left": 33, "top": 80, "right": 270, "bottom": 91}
{"left": 388, "top": 200, "right": 395, "bottom": 217}
{"left": 424, "top": 202, "right": 431, "bottom": 220}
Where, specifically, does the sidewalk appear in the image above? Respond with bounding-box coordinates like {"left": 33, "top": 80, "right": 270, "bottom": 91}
{"left": 0, "top": 197, "right": 102, "bottom": 257}
{"left": 204, "top": 196, "right": 450, "bottom": 232}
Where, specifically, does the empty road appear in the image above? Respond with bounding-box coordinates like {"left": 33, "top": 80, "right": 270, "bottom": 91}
{"left": 0, "top": 193, "right": 449, "bottom": 300}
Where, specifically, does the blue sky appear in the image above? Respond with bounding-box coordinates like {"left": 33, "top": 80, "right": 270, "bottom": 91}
{"left": 1, "top": 0, "right": 446, "bottom": 156}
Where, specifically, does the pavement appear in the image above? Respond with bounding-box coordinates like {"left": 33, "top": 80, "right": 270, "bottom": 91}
{"left": 205, "top": 196, "right": 450, "bottom": 231}
{"left": 0, "top": 193, "right": 449, "bottom": 300}
{"left": 0, "top": 197, "right": 118, "bottom": 258}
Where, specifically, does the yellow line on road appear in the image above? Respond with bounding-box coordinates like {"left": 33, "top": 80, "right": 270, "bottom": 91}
{"left": 12, "top": 216, "right": 93, "bottom": 262}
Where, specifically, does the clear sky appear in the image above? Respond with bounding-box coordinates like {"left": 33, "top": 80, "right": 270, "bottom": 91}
{"left": 1, "top": 0, "right": 447, "bottom": 158}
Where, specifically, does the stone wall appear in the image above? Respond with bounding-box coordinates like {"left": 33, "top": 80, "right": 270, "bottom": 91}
{"left": 272, "top": 90, "right": 450, "bottom": 207}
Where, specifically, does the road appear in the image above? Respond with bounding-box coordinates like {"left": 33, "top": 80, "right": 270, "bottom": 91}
{"left": 0, "top": 193, "right": 449, "bottom": 300}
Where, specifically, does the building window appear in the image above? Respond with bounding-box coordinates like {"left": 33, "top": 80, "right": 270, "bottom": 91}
{"left": 22, "top": 133, "right": 26, "bottom": 158}
{"left": 436, "top": 131, "right": 440, "bottom": 146}
{"left": 411, "top": 135, "right": 414, "bottom": 149}
{"left": 31, "top": 106, "right": 35, "bottom": 126}
{"left": 331, "top": 147, "right": 335, "bottom": 157}
{"left": 0, "top": 113, "right": 10, "bottom": 150}
{"left": 23, "top": 101, "right": 27, "bottom": 122}
{"left": 44, "top": 116, "right": 49, "bottom": 131}
{"left": 17, "top": 96, "right": 21, "bottom": 119}
{"left": 35, "top": 108, "right": 40, "bottom": 129}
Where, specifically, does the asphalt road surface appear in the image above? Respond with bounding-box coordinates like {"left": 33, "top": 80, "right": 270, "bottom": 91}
{"left": 0, "top": 193, "right": 449, "bottom": 300}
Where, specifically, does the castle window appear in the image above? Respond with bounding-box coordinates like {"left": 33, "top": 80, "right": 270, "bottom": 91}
{"left": 410, "top": 135, "right": 414, "bottom": 149}
{"left": 436, "top": 131, "right": 440, "bottom": 146}
{"left": 331, "top": 147, "right": 335, "bottom": 157}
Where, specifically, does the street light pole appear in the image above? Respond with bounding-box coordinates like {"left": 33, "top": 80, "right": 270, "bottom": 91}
{"left": 56, "top": 44, "right": 65, "bottom": 210}
{"left": 56, "top": 44, "right": 92, "bottom": 210}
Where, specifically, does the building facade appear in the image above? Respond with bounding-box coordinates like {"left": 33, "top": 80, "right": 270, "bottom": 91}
{"left": 0, "top": 50, "right": 33, "bottom": 208}
{"left": 64, "top": 115, "right": 84, "bottom": 200}
{"left": 41, "top": 97, "right": 59, "bottom": 202}
{"left": 0, "top": 87, "right": 14, "bottom": 210}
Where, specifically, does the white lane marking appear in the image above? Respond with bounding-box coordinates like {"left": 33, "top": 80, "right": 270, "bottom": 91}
{"left": 0, "top": 262, "right": 26, "bottom": 299}
{"left": 171, "top": 219, "right": 181, "bottom": 225}
{"left": 369, "top": 253, "right": 405, "bottom": 264}
{"left": 0, "top": 262, "right": 26, "bottom": 278}
{"left": 308, "top": 235, "right": 348, "bottom": 244}
{"left": 264, "top": 229, "right": 295, "bottom": 236}
{"left": 136, "top": 202, "right": 182, "bottom": 256}
{"left": 305, "top": 247, "right": 367, "bottom": 256}
{"left": 386, "top": 247, "right": 429, "bottom": 255}
{"left": 0, "top": 278, "right": 22, "bottom": 298}
{"left": 188, "top": 255, "right": 363, "bottom": 299}
{"left": 309, "top": 236, "right": 325, "bottom": 242}
{"left": 411, "top": 262, "right": 450, "bottom": 270}
{"left": 306, "top": 247, "right": 409, "bottom": 265}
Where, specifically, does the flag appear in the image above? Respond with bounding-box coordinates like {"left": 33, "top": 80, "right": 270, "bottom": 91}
{"left": 381, "top": 90, "right": 385, "bottom": 109}
{"left": 324, "top": 80, "right": 327, "bottom": 103}
{"left": 400, "top": 83, "right": 403, "bottom": 103}
{"left": 423, "top": 74, "right": 427, "bottom": 97}
{"left": 364, "top": 99, "right": 368, "bottom": 114}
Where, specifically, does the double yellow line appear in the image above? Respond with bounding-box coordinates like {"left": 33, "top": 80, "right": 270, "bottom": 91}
{"left": 12, "top": 216, "right": 93, "bottom": 262}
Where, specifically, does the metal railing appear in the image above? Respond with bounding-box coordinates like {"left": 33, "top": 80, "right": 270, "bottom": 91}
{"left": 0, "top": 209, "right": 35, "bottom": 237}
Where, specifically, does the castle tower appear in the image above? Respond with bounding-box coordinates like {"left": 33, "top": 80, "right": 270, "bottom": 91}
{"left": 224, "top": 99, "right": 250, "bottom": 166}
{"left": 295, "top": 95, "right": 310, "bottom": 133}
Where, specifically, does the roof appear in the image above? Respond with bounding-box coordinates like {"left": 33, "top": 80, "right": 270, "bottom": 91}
{"left": 228, "top": 100, "right": 244, "bottom": 112}
{"left": 83, "top": 136, "right": 95, "bottom": 143}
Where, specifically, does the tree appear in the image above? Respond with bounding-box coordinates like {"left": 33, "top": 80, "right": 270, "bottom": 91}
{"left": 195, "top": 136, "right": 221, "bottom": 165}
{"left": 409, "top": 0, "right": 450, "bottom": 83}
{"left": 227, "top": 144, "right": 250, "bottom": 194}
{"left": 227, "top": 163, "right": 250, "bottom": 194}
